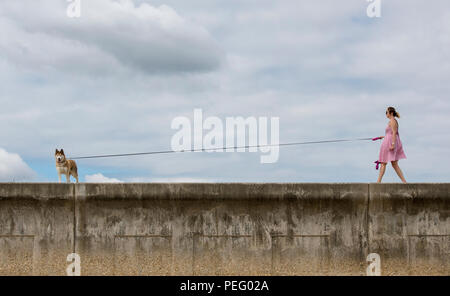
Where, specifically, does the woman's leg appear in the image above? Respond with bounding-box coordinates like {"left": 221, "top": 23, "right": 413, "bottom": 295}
{"left": 391, "top": 161, "right": 407, "bottom": 183}
{"left": 377, "top": 163, "right": 387, "bottom": 183}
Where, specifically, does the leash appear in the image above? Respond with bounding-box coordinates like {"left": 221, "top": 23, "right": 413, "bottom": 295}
{"left": 71, "top": 137, "right": 379, "bottom": 160}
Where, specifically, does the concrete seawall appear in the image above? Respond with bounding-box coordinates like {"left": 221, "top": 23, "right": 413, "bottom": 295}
{"left": 0, "top": 183, "right": 448, "bottom": 275}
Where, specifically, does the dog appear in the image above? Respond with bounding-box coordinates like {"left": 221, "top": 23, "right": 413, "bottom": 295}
{"left": 55, "top": 149, "right": 79, "bottom": 183}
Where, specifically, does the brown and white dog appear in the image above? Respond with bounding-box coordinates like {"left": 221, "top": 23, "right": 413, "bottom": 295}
{"left": 55, "top": 149, "right": 79, "bottom": 183}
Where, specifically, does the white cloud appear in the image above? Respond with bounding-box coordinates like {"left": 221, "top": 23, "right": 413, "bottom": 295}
{"left": 0, "top": 148, "right": 36, "bottom": 181}
{"left": 85, "top": 173, "right": 123, "bottom": 183}
{"left": 0, "top": 0, "right": 223, "bottom": 75}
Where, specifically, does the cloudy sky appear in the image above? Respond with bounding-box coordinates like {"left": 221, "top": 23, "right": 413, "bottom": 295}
{"left": 0, "top": 0, "right": 449, "bottom": 183}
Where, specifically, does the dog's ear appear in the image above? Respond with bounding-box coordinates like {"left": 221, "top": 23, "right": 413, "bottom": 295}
{"left": 55, "top": 149, "right": 59, "bottom": 154}
{"left": 61, "top": 149, "right": 65, "bottom": 155}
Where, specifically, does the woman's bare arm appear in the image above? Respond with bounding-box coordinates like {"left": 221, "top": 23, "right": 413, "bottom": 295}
{"left": 390, "top": 119, "right": 398, "bottom": 149}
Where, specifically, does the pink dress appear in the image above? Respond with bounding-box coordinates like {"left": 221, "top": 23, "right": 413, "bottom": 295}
{"left": 379, "top": 122, "right": 406, "bottom": 163}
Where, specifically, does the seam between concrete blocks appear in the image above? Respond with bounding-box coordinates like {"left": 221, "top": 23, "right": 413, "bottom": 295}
{"left": 366, "top": 183, "right": 370, "bottom": 255}
{"left": 72, "top": 184, "right": 76, "bottom": 254}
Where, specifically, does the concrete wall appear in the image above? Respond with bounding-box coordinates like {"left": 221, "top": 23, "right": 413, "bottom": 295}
{"left": 0, "top": 183, "right": 448, "bottom": 275}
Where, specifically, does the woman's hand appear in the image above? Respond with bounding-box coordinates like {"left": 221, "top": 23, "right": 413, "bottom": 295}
{"left": 390, "top": 143, "right": 395, "bottom": 150}
{"left": 372, "top": 136, "right": 385, "bottom": 141}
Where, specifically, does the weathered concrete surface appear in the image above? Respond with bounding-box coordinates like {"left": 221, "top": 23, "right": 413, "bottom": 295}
{"left": 0, "top": 183, "right": 448, "bottom": 275}
{"left": 0, "top": 184, "right": 74, "bottom": 275}
{"left": 369, "top": 184, "right": 449, "bottom": 275}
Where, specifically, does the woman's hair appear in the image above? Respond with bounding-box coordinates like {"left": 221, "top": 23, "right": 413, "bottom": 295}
{"left": 387, "top": 106, "right": 400, "bottom": 118}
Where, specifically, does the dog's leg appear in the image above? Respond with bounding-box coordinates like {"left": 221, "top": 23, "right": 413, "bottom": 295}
{"left": 66, "top": 174, "right": 71, "bottom": 183}
{"left": 58, "top": 173, "right": 62, "bottom": 183}
{"left": 71, "top": 172, "right": 79, "bottom": 184}
{"left": 73, "top": 167, "right": 79, "bottom": 184}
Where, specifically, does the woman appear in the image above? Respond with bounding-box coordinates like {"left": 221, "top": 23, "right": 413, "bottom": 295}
{"left": 376, "top": 107, "right": 407, "bottom": 183}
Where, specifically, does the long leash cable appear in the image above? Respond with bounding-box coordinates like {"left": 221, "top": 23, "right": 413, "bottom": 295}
{"left": 71, "top": 137, "right": 374, "bottom": 160}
